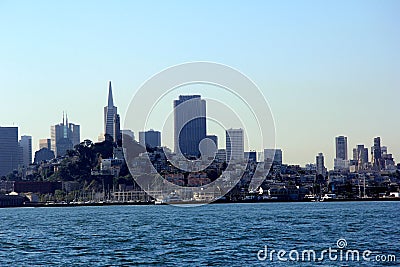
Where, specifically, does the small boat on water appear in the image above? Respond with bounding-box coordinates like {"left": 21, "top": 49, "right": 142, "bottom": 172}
{"left": 321, "top": 193, "right": 337, "bottom": 201}
{"left": 304, "top": 194, "right": 319, "bottom": 202}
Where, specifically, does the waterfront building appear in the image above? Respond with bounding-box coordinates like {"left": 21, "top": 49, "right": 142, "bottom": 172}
{"left": 173, "top": 95, "right": 206, "bottom": 157}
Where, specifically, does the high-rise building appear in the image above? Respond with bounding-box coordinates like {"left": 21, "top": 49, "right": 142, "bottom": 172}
{"left": 372, "top": 137, "right": 382, "bottom": 170}
{"left": 226, "top": 128, "right": 244, "bottom": 162}
{"left": 335, "top": 136, "right": 348, "bottom": 160}
{"left": 19, "top": 135, "right": 32, "bottom": 167}
{"left": 0, "top": 127, "right": 19, "bottom": 176}
{"left": 104, "top": 81, "right": 121, "bottom": 143}
{"left": 39, "top": 138, "right": 52, "bottom": 150}
{"left": 51, "top": 113, "right": 80, "bottom": 157}
{"left": 264, "top": 148, "right": 283, "bottom": 165}
{"left": 139, "top": 129, "right": 161, "bottom": 148}
{"left": 353, "top": 144, "right": 369, "bottom": 170}
{"left": 69, "top": 123, "right": 80, "bottom": 147}
{"left": 316, "top": 152, "right": 326, "bottom": 176}
{"left": 114, "top": 114, "right": 121, "bottom": 144}
{"left": 334, "top": 136, "right": 349, "bottom": 170}
{"left": 173, "top": 95, "right": 206, "bottom": 157}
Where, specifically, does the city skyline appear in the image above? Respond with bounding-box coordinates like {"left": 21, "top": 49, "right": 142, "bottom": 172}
{"left": 1, "top": 86, "right": 398, "bottom": 170}
{"left": 1, "top": 1, "right": 399, "bottom": 168}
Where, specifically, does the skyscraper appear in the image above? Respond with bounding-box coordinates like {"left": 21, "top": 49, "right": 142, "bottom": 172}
{"left": 51, "top": 113, "right": 80, "bottom": 157}
{"left": 69, "top": 123, "right": 80, "bottom": 147}
{"left": 0, "top": 127, "right": 19, "bottom": 176}
{"left": 19, "top": 135, "right": 32, "bottom": 167}
{"left": 104, "top": 81, "right": 121, "bottom": 143}
{"left": 226, "top": 128, "right": 244, "bottom": 162}
{"left": 335, "top": 136, "right": 348, "bottom": 160}
{"left": 373, "top": 137, "right": 382, "bottom": 170}
{"left": 334, "top": 136, "right": 349, "bottom": 170}
{"left": 316, "top": 152, "right": 326, "bottom": 176}
{"left": 173, "top": 95, "right": 206, "bottom": 157}
{"left": 353, "top": 144, "right": 369, "bottom": 170}
{"left": 139, "top": 129, "right": 161, "bottom": 148}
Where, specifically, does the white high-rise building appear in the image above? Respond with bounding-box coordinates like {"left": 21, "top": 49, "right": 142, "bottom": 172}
{"left": 19, "top": 135, "right": 32, "bottom": 167}
{"left": 226, "top": 128, "right": 244, "bottom": 162}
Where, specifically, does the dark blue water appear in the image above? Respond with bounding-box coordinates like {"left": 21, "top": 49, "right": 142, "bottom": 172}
{"left": 0, "top": 202, "right": 398, "bottom": 266}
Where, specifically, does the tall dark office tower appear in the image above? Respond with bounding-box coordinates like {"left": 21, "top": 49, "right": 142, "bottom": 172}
{"left": 335, "top": 136, "right": 348, "bottom": 160}
{"left": 373, "top": 137, "right": 382, "bottom": 170}
{"left": 0, "top": 127, "right": 19, "bottom": 176}
{"left": 104, "top": 81, "right": 121, "bottom": 143}
{"left": 173, "top": 95, "right": 206, "bottom": 157}
{"left": 316, "top": 152, "right": 326, "bottom": 176}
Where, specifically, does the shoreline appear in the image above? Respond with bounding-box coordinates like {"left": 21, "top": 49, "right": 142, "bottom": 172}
{"left": 1, "top": 197, "right": 399, "bottom": 209}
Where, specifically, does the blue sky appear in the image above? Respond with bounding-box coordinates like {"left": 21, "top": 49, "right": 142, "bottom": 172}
{"left": 0, "top": 0, "right": 399, "bottom": 168}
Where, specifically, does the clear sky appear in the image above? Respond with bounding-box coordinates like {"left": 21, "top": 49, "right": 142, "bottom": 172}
{"left": 0, "top": 0, "right": 399, "bottom": 169}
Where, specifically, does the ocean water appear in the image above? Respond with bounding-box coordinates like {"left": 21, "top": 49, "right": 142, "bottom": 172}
{"left": 0, "top": 202, "right": 398, "bottom": 266}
